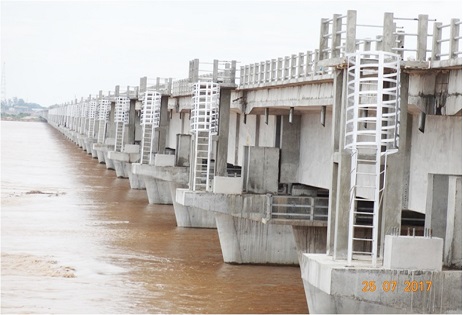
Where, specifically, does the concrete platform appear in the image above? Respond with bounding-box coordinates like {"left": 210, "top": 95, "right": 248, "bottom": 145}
{"left": 301, "top": 253, "right": 462, "bottom": 314}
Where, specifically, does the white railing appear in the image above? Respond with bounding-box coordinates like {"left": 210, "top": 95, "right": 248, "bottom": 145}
{"left": 239, "top": 50, "right": 330, "bottom": 89}
{"left": 319, "top": 11, "right": 461, "bottom": 63}
{"left": 118, "top": 85, "right": 139, "bottom": 99}
{"left": 271, "top": 196, "right": 329, "bottom": 221}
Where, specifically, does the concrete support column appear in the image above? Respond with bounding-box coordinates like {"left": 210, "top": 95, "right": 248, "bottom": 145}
{"left": 280, "top": 115, "right": 301, "bottom": 184}
{"left": 327, "top": 69, "right": 348, "bottom": 257}
{"left": 380, "top": 72, "right": 410, "bottom": 256}
{"left": 444, "top": 176, "right": 462, "bottom": 268}
{"left": 126, "top": 100, "right": 136, "bottom": 145}
{"left": 216, "top": 88, "right": 232, "bottom": 176}
{"left": 157, "top": 96, "right": 169, "bottom": 154}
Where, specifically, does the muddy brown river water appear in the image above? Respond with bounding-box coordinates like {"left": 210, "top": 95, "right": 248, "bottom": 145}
{"left": 1, "top": 121, "right": 308, "bottom": 314}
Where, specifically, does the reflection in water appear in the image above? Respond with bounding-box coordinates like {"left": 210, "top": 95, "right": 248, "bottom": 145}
{"left": 1, "top": 121, "right": 308, "bottom": 314}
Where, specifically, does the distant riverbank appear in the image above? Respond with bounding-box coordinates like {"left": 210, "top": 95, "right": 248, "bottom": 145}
{"left": 1, "top": 113, "right": 46, "bottom": 122}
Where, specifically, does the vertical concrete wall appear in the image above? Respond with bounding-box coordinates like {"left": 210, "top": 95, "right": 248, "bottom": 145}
{"left": 297, "top": 112, "right": 332, "bottom": 189}
{"left": 280, "top": 116, "right": 301, "bottom": 184}
{"left": 134, "top": 109, "right": 142, "bottom": 142}
{"left": 167, "top": 112, "right": 183, "bottom": 149}
{"left": 107, "top": 103, "right": 116, "bottom": 138}
{"left": 445, "top": 176, "right": 462, "bottom": 268}
{"left": 258, "top": 115, "right": 277, "bottom": 147}
{"left": 408, "top": 115, "right": 462, "bottom": 213}
{"left": 227, "top": 111, "right": 238, "bottom": 165}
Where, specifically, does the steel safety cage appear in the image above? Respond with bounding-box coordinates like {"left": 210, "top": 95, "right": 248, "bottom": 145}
{"left": 343, "top": 51, "right": 401, "bottom": 267}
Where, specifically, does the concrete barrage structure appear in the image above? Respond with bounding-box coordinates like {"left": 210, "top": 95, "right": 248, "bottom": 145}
{"left": 46, "top": 9, "right": 461, "bottom": 314}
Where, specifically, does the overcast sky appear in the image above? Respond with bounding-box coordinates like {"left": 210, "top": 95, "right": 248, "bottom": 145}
{"left": 1, "top": 0, "right": 461, "bottom": 107}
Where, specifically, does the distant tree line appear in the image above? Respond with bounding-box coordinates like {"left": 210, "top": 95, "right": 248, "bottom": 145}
{"left": 1, "top": 97, "right": 43, "bottom": 109}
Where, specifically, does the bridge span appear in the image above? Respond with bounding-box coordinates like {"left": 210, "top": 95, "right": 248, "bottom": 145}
{"left": 44, "top": 10, "right": 461, "bottom": 314}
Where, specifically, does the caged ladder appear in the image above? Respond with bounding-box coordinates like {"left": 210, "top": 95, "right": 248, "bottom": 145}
{"left": 344, "top": 51, "right": 401, "bottom": 267}
{"left": 190, "top": 81, "right": 220, "bottom": 191}
{"left": 140, "top": 91, "right": 161, "bottom": 164}
{"left": 114, "top": 96, "right": 130, "bottom": 152}
{"left": 97, "top": 99, "right": 111, "bottom": 144}
{"left": 87, "top": 99, "right": 98, "bottom": 139}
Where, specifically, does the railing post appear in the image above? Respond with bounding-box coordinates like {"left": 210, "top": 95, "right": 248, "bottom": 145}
{"left": 213, "top": 59, "right": 219, "bottom": 82}
{"left": 298, "top": 52, "right": 305, "bottom": 78}
{"left": 284, "top": 56, "right": 290, "bottom": 80}
{"left": 432, "top": 22, "right": 442, "bottom": 61}
{"left": 314, "top": 49, "right": 320, "bottom": 76}
{"left": 254, "top": 62, "right": 259, "bottom": 84}
{"left": 345, "top": 10, "right": 357, "bottom": 54}
{"left": 260, "top": 61, "right": 265, "bottom": 83}
{"left": 230, "top": 60, "right": 237, "bottom": 84}
{"left": 291, "top": 54, "right": 297, "bottom": 79}
{"left": 277, "top": 57, "right": 283, "bottom": 81}
{"left": 306, "top": 50, "right": 313, "bottom": 77}
{"left": 450, "top": 18, "right": 460, "bottom": 59}
{"left": 189, "top": 59, "right": 199, "bottom": 83}
{"left": 417, "top": 14, "right": 429, "bottom": 61}
{"left": 271, "top": 59, "right": 276, "bottom": 82}
{"left": 139, "top": 77, "right": 147, "bottom": 95}
{"left": 265, "top": 60, "right": 271, "bottom": 83}
{"left": 332, "top": 14, "right": 342, "bottom": 58}
{"left": 382, "top": 12, "right": 395, "bottom": 53}
{"left": 249, "top": 64, "right": 255, "bottom": 86}
{"left": 319, "top": 18, "right": 330, "bottom": 60}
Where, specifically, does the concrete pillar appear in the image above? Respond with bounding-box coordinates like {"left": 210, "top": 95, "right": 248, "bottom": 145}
{"left": 445, "top": 176, "right": 462, "bottom": 268}
{"left": 382, "top": 12, "right": 395, "bottom": 53}
{"left": 380, "top": 73, "right": 410, "bottom": 256}
{"left": 417, "top": 14, "right": 429, "bottom": 61}
{"left": 126, "top": 100, "right": 136, "bottom": 145}
{"left": 157, "top": 95, "right": 169, "bottom": 153}
{"left": 332, "top": 67, "right": 351, "bottom": 260}
{"left": 216, "top": 88, "right": 232, "bottom": 176}
{"left": 425, "top": 174, "right": 462, "bottom": 268}
{"left": 280, "top": 115, "right": 301, "bottom": 184}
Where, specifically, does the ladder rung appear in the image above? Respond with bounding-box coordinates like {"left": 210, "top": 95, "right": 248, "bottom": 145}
{"left": 353, "top": 251, "right": 373, "bottom": 255}
{"left": 353, "top": 225, "right": 374, "bottom": 228}
{"left": 353, "top": 238, "right": 373, "bottom": 241}
{"left": 354, "top": 211, "right": 374, "bottom": 215}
